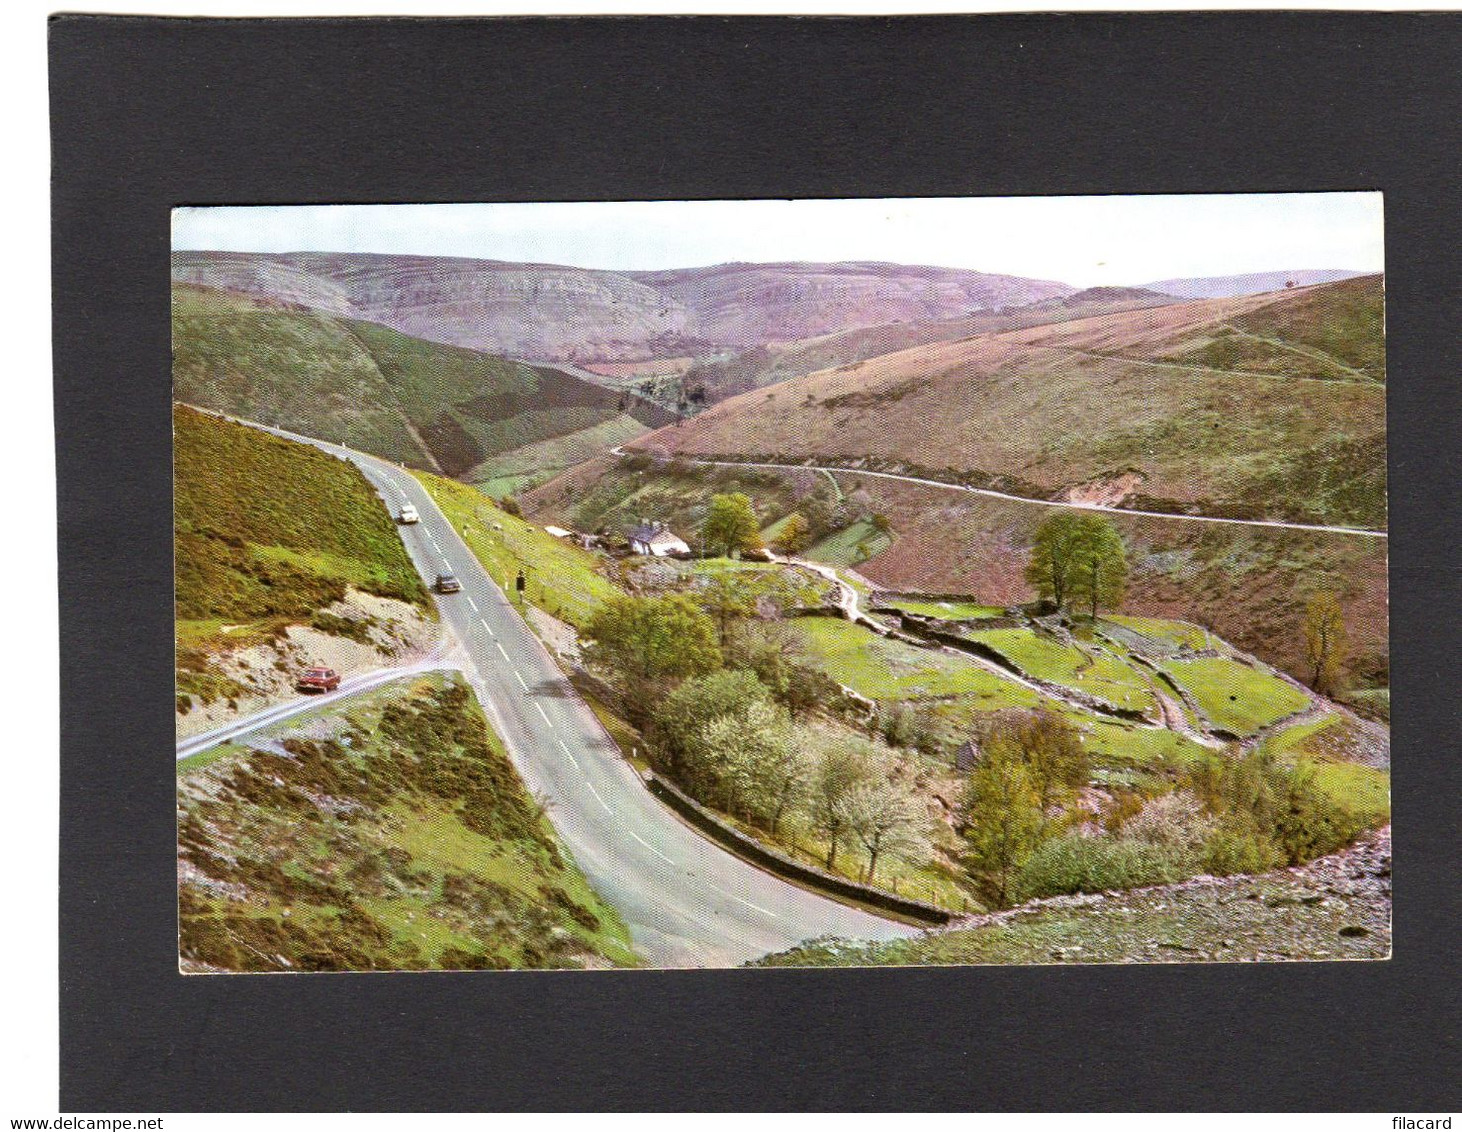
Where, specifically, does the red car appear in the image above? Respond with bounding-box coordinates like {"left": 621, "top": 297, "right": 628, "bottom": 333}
{"left": 296, "top": 666, "right": 341, "bottom": 693}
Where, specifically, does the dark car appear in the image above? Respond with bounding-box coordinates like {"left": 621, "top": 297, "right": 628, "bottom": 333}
{"left": 296, "top": 666, "right": 341, "bottom": 693}
{"left": 435, "top": 572, "right": 462, "bottom": 593}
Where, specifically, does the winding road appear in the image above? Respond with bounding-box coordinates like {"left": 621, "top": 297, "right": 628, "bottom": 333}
{"left": 614, "top": 449, "right": 1388, "bottom": 539}
{"left": 188, "top": 414, "right": 916, "bottom": 967}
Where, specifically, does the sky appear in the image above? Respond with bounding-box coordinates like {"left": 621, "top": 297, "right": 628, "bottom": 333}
{"left": 172, "top": 193, "right": 1383, "bottom": 288}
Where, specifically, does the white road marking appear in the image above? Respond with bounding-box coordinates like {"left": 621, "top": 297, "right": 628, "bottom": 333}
{"left": 556, "top": 738, "right": 581, "bottom": 771}
{"left": 534, "top": 702, "right": 553, "bottom": 728}
{"left": 709, "top": 883, "right": 777, "bottom": 919}
{"left": 628, "top": 829, "right": 675, "bottom": 864}
{"left": 585, "top": 779, "right": 613, "bottom": 814}
{"left": 480, "top": 618, "right": 495, "bottom": 638}
{"left": 495, "top": 641, "right": 511, "bottom": 661}
{"left": 513, "top": 670, "right": 528, "bottom": 691}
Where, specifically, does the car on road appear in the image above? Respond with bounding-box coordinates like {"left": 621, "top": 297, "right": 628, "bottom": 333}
{"left": 296, "top": 666, "right": 341, "bottom": 693}
{"left": 435, "top": 572, "right": 462, "bottom": 593}
{"left": 398, "top": 503, "right": 420, "bottom": 524}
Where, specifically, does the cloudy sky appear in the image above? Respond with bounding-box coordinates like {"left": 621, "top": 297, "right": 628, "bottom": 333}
{"left": 172, "top": 193, "right": 1383, "bottom": 288}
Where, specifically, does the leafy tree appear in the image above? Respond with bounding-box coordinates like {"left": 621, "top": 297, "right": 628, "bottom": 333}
{"left": 689, "top": 700, "right": 801, "bottom": 828}
{"left": 1025, "top": 513, "right": 1127, "bottom": 617}
{"left": 772, "top": 512, "right": 811, "bottom": 554}
{"left": 1067, "top": 515, "right": 1128, "bottom": 619}
{"left": 1303, "top": 590, "right": 1348, "bottom": 697}
{"left": 583, "top": 595, "right": 721, "bottom": 721}
{"left": 961, "top": 738, "right": 1045, "bottom": 907}
{"left": 807, "top": 737, "right": 879, "bottom": 871}
{"left": 654, "top": 668, "right": 769, "bottom": 779}
{"left": 1024, "top": 513, "right": 1085, "bottom": 611}
{"left": 698, "top": 573, "right": 756, "bottom": 645}
{"left": 837, "top": 777, "right": 933, "bottom": 883}
{"left": 702, "top": 493, "right": 762, "bottom": 557}
{"left": 1008, "top": 710, "right": 1089, "bottom": 816}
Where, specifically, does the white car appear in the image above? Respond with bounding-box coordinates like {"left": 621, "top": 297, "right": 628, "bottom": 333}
{"left": 398, "top": 503, "right": 420, "bottom": 524}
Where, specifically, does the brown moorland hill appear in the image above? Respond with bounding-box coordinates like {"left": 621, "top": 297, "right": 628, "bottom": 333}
{"left": 171, "top": 251, "right": 1077, "bottom": 363}
{"left": 635, "top": 277, "right": 1387, "bottom": 529}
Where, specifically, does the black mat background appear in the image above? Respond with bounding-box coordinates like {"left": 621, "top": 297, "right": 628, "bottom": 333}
{"left": 50, "top": 13, "right": 1460, "bottom": 1112}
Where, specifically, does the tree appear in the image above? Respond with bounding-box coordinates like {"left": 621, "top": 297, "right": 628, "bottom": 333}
{"left": 689, "top": 700, "right": 803, "bottom": 828}
{"left": 961, "top": 738, "right": 1045, "bottom": 907}
{"left": 1303, "top": 591, "right": 1348, "bottom": 697}
{"left": 655, "top": 669, "right": 770, "bottom": 782}
{"left": 702, "top": 492, "right": 763, "bottom": 557}
{"left": 1008, "top": 710, "right": 1089, "bottom": 816}
{"left": 807, "top": 737, "right": 879, "bottom": 871}
{"left": 1066, "top": 515, "right": 1128, "bottom": 619}
{"left": 837, "top": 777, "right": 933, "bottom": 883}
{"left": 697, "top": 573, "right": 756, "bottom": 646}
{"left": 583, "top": 595, "right": 721, "bottom": 722}
{"left": 771, "top": 512, "right": 811, "bottom": 554}
{"left": 1024, "top": 513, "right": 1086, "bottom": 611}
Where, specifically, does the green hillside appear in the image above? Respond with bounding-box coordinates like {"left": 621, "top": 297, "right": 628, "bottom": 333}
{"left": 174, "top": 405, "right": 426, "bottom": 702}
{"left": 178, "top": 675, "right": 638, "bottom": 971}
{"left": 172, "top": 284, "right": 428, "bottom": 464}
{"left": 173, "top": 284, "right": 675, "bottom": 478}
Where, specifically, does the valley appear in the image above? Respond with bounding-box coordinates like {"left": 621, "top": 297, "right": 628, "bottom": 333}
{"left": 173, "top": 238, "right": 1390, "bottom": 968}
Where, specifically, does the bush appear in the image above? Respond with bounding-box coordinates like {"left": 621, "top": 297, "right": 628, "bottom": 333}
{"left": 1202, "top": 827, "right": 1279, "bottom": 876}
{"left": 1015, "top": 834, "right": 1190, "bottom": 901}
{"left": 498, "top": 494, "right": 524, "bottom": 517}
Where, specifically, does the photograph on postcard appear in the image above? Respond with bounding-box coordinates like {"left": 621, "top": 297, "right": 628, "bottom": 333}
{"left": 172, "top": 194, "right": 1389, "bottom": 971}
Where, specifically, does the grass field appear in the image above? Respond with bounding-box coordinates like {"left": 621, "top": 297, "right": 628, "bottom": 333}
{"left": 806, "top": 520, "right": 893, "bottom": 567}
{"left": 1160, "top": 657, "right": 1312, "bottom": 736}
{"left": 415, "top": 470, "right": 620, "bottom": 630}
{"left": 1105, "top": 614, "right": 1213, "bottom": 650}
{"left": 884, "top": 598, "right": 1006, "bottom": 620}
{"left": 178, "top": 674, "right": 638, "bottom": 971}
{"left": 466, "top": 414, "right": 650, "bottom": 495}
{"left": 789, "top": 617, "right": 1038, "bottom": 706}
{"left": 965, "top": 628, "right": 1156, "bottom": 714}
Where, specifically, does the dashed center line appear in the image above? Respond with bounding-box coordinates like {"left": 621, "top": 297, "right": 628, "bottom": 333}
{"left": 465, "top": 594, "right": 479, "bottom": 612}
{"left": 480, "top": 618, "right": 495, "bottom": 638}
{"left": 628, "top": 829, "right": 675, "bottom": 864}
{"left": 585, "top": 780, "right": 613, "bottom": 814}
{"left": 712, "top": 887, "right": 777, "bottom": 918}
{"left": 534, "top": 702, "right": 553, "bottom": 728}
{"left": 495, "top": 641, "right": 511, "bottom": 661}
{"left": 556, "top": 738, "right": 581, "bottom": 771}
{"left": 513, "top": 670, "right": 528, "bottom": 691}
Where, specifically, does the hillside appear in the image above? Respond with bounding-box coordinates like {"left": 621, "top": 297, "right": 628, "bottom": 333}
{"left": 172, "top": 250, "right": 1076, "bottom": 362}
{"left": 670, "top": 287, "right": 1183, "bottom": 407}
{"left": 523, "top": 452, "right": 1388, "bottom": 689}
{"left": 173, "top": 284, "right": 673, "bottom": 476}
{"left": 1144, "top": 269, "right": 1366, "bottom": 299}
{"left": 754, "top": 828, "right": 1390, "bottom": 965}
{"left": 174, "top": 405, "right": 431, "bottom": 717}
{"left": 178, "top": 675, "right": 638, "bottom": 971}
{"left": 633, "top": 277, "right": 1387, "bottom": 530}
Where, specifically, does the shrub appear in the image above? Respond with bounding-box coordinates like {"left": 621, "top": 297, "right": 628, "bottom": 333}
{"left": 1015, "top": 834, "right": 1189, "bottom": 901}
{"left": 1120, "top": 790, "right": 1214, "bottom": 853}
{"left": 1202, "top": 827, "right": 1279, "bottom": 876}
{"left": 498, "top": 494, "right": 524, "bottom": 517}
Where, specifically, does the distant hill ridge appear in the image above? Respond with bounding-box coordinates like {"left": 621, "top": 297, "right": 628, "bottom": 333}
{"left": 172, "top": 250, "right": 1079, "bottom": 362}
{"left": 1143, "top": 269, "right": 1367, "bottom": 299}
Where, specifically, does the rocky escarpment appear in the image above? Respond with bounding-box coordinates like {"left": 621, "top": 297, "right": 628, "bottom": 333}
{"left": 171, "top": 251, "right": 1076, "bottom": 362}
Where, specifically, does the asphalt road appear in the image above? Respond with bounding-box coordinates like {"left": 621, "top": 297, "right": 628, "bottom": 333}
{"left": 230, "top": 417, "right": 916, "bottom": 967}
{"left": 612, "top": 449, "right": 1388, "bottom": 539}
